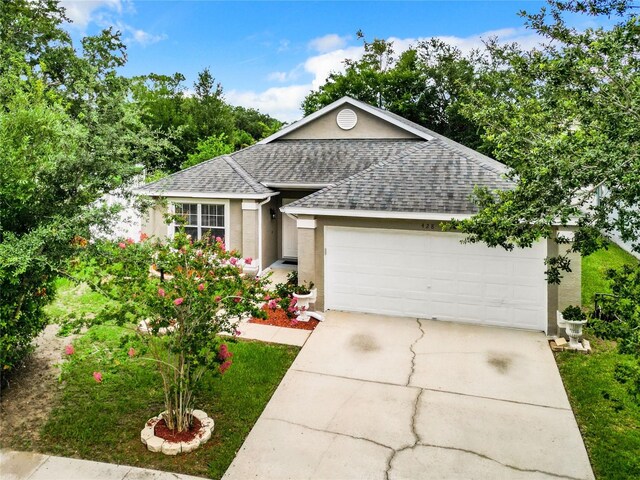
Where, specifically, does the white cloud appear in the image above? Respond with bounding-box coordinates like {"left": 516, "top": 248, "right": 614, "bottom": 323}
{"left": 226, "top": 85, "right": 314, "bottom": 123}
{"left": 230, "top": 28, "right": 544, "bottom": 122}
{"left": 308, "top": 34, "right": 350, "bottom": 53}
{"left": 60, "top": 0, "right": 123, "bottom": 28}
{"left": 128, "top": 27, "right": 167, "bottom": 46}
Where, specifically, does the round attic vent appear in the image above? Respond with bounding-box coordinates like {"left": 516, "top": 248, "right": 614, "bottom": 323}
{"left": 336, "top": 108, "right": 358, "bottom": 130}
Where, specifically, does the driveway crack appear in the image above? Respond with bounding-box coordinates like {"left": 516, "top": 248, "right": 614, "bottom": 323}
{"left": 407, "top": 318, "right": 426, "bottom": 386}
{"left": 384, "top": 388, "right": 424, "bottom": 480}
{"left": 417, "top": 442, "right": 587, "bottom": 480}
{"left": 263, "top": 417, "right": 395, "bottom": 451}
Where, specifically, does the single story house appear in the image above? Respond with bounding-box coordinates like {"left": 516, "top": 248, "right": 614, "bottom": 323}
{"left": 138, "top": 96, "right": 580, "bottom": 335}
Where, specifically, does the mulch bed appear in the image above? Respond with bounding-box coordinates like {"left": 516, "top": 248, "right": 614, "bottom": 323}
{"left": 249, "top": 305, "right": 319, "bottom": 331}
{"left": 154, "top": 416, "right": 202, "bottom": 443}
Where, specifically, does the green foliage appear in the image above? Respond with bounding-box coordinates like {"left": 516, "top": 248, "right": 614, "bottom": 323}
{"left": 582, "top": 242, "right": 638, "bottom": 309}
{"left": 556, "top": 338, "right": 640, "bottom": 478}
{"left": 69, "top": 231, "right": 268, "bottom": 431}
{"left": 181, "top": 133, "right": 235, "bottom": 169}
{"left": 0, "top": 0, "right": 171, "bottom": 372}
{"left": 562, "top": 305, "right": 587, "bottom": 322}
{"left": 451, "top": 1, "right": 640, "bottom": 280}
{"left": 302, "top": 33, "right": 489, "bottom": 151}
{"left": 132, "top": 71, "right": 282, "bottom": 172}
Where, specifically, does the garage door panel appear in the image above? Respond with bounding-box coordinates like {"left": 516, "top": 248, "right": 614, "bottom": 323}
{"left": 325, "top": 227, "right": 547, "bottom": 331}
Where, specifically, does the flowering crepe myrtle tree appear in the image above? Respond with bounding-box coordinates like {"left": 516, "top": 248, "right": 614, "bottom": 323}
{"left": 70, "top": 230, "right": 267, "bottom": 433}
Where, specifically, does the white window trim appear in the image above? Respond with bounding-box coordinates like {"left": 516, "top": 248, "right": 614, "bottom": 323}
{"left": 169, "top": 198, "right": 231, "bottom": 246}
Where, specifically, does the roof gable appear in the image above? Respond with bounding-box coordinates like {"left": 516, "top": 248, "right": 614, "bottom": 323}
{"left": 259, "top": 97, "right": 434, "bottom": 144}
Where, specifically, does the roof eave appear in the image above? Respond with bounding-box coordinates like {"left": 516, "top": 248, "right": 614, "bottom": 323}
{"left": 134, "top": 189, "right": 278, "bottom": 200}
{"left": 279, "top": 206, "right": 472, "bottom": 221}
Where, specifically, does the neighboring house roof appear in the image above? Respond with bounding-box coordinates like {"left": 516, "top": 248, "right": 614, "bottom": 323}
{"left": 138, "top": 155, "right": 275, "bottom": 199}
{"left": 284, "top": 139, "right": 513, "bottom": 215}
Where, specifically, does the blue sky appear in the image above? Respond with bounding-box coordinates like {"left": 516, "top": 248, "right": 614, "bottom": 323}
{"left": 61, "top": 1, "right": 558, "bottom": 121}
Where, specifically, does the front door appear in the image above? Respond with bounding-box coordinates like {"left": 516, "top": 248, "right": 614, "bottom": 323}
{"left": 281, "top": 198, "right": 298, "bottom": 259}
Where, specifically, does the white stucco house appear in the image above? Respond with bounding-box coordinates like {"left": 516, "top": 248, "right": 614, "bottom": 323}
{"left": 138, "top": 96, "right": 581, "bottom": 335}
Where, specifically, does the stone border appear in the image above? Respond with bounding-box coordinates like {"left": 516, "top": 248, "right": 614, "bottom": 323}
{"left": 140, "top": 410, "right": 214, "bottom": 455}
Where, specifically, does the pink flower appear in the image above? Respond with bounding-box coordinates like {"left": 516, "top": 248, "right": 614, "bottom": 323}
{"left": 233, "top": 297, "right": 241, "bottom": 303}
{"left": 64, "top": 344, "right": 75, "bottom": 355}
{"left": 264, "top": 294, "right": 271, "bottom": 301}
{"left": 244, "top": 257, "right": 253, "bottom": 265}
{"left": 139, "top": 232, "right": 149, "bottom": 242}
{"left": 93, "top": 371, "right": 102, "bottom": 383}
{"left": 218, "top": 344, "right": 233, "bottom": 361}
{"left": 215, "top": 236, "right": 222, "bottom": 243}
{"left": 174, "top": 297, "right": 184, "bottom": 306}
{"left": 219, "top": 360, "right": 232, "bottom": 374}
{"left": 118, "top": 242, "right": 126, "bottom": 249}
{"left": 290, "top": 297, "right": 297, "bottom": 306}
{"left": 233, "top": 329, "right": 241, "bottom": 337}
{"left": 158, "top": 288, "right": 166, "bottom": 297}
{"left": 127, "top": 348, "right": 136, "bottom": 358}
{"left": 215, "top": 295, "right": 222, "bottom": 302}
{"left": 195, "top": 249, "right": 203, "bottom": 257}
{"left": 126, "top": 237, "right": 134, "bottom": 245}
{"left": 229, "top": 257, "right": 238, "bottom": 266}
{"left": 268, "top": 299, "right": 278, "bottom": 309}
{"left": 198, "top": 283, "right": 205, "bottom": 291}
{"left": 290, "top": 319, "right": 299, "bottom": 325}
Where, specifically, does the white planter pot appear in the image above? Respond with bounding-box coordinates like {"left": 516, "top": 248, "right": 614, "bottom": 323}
{"left": 557, "top": 311, "right": 588, "bottom": 349}
{"left": 293, "top": 288, "right": 317, "bottom": 322}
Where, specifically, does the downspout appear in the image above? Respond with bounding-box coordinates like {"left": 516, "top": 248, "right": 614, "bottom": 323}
{"left": 257, "top": 197, "right": 272, "bottom": 274}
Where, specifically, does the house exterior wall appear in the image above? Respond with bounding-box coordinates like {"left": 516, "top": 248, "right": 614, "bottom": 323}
{"left": 141, "top": 198, "right": 243, "bottom": 252}
{"left": 141, "top": 203, "right": 169, "bottom": 238}
{"left": 299, "top": 217, "right": 581, "bottom": 334}
{"left": 281, "top": 105, "right": 420, "bottom": 140}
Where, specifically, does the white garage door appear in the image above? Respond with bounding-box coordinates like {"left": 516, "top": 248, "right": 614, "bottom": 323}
{"left": 324, "top": 227, "right": 548, "bottom": 331}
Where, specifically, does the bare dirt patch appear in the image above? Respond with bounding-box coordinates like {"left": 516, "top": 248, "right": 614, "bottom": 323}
{"left": 0, "top": 324, "right": 75, "bottom": 448}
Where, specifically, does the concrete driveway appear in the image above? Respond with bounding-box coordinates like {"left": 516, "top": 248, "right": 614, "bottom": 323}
{"left": 223, "top": 312, "right": 594, "bottom": 480}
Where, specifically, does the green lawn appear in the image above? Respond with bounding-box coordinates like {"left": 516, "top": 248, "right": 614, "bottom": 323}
{"left": 44, "top": 277, "right": 114, "bottom": 319}
{"left": 556, "top": 339, "right": 640, "bottom": 480}
{"left": 34, "top": 325, "right": 297, "bottom": 479}
{"left": 581, "top": 242, "right": 638, "bottom": 310}
{"left": 556, "top": 242, "right": 640, "bottom": 479}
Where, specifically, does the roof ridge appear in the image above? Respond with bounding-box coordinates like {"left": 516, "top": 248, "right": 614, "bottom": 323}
{"left": 286, "top": 141, "right": 427, "bottom": 207}
{"left": 428, "top": 138, "right": 508, "bottom": 177}
{"left": 223, "top": 155, "right": 269, "bottom": 194}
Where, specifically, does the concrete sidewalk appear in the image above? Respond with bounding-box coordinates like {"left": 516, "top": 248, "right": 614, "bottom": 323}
{"left": 0, "top": 450, "right": 208, "bottom": 480}
{"left": 224, "top": 312, "right": 595, "bottom": 480}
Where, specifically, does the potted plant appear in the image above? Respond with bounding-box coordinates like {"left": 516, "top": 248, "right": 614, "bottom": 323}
{"left": 557, "top": 305, "right": 588, "bottom": 349}
{"left": 292, "top": 281, "right": 316, "bottom": 321}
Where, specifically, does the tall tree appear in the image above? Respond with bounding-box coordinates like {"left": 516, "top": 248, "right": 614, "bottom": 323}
{"left": 452, "top": 0, "right": 639, "bottom": 281}
{"left": 302, "top": 33, "right": 488, "bottom": 151}
{"left": 0, "top": 0, "right": 169, "bottom": 372}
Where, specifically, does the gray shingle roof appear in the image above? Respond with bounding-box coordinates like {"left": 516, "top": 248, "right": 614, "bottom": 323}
{"left": 141, "top": 155, "right": 273, "bottom": 196}
{"left": 286, "top": 140, "right": 513, "bottom": 214}
{"left": 232, "top": 139, "right": 421, "bottom": 184}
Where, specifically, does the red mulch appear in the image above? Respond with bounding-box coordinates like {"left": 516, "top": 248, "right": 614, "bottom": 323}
{"left": 249, "top": 305, "right": 319, "bottom": 331}
{"left": 154, "top": 416, "right": 202, "bottom": 443}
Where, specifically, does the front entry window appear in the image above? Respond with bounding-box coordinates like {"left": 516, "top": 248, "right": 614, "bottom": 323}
{"left": 174, "top": 203, "right": 225, "bottom": 241}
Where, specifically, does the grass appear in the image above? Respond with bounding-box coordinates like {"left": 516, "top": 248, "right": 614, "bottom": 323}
{"left": 556, "top": 339, "right": 640, "bottom": 480}
{"left": 581, "top": 242, "right": 638, "bottom": 310}
{"left": 44, "top": 277, "right": 114, "bottom": 319}
{"left": 33, "top": 325, "right": 298, "bottom": 479}
{"left": 554, "top": 242, "right": 640, "bottom": 479}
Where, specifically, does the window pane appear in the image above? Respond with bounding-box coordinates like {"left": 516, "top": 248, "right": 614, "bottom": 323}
{"left": 202, "top": 204, "right": 224, "bottom": 227}
{"left": 202, "top": 227, "right": 225, "bottom": 241}
{"left": 175, "top": 203, "right": 197, "bottom": 226}
{"left": 184, "top": 227, "right": 198, "bottom": 239}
